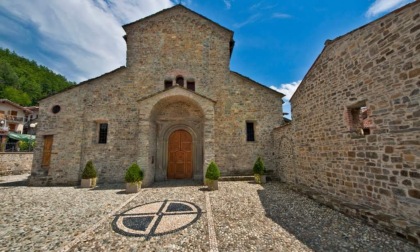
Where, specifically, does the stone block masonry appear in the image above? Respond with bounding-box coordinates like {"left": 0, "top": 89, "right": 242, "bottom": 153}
{"left": 0, "top": 153, "right": 33, "bottom": 176}
{"left": 274, "top": 1, "right": 420, "bottom": 246}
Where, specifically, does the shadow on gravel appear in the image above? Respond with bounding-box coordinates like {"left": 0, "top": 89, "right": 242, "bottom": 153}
{"left": 0, "top": 175, "right": 29, "bottom": 187}
{"left": 257, "top": 183, "right": 416, "bottom": 252}
{"left": 0, "top": 180, "right": 28, "bottom": 187}
{"left": 89, "top": 183, "right": 126, "bottom": 191}
{"left": 152, "top": 180, "right": 203, "bottom": 188}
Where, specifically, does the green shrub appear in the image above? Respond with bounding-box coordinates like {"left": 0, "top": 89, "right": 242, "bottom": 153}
{"left": 125, "top": 163, "right": 144, "bottom": 183}
{"left": 18, "top": 141, "right": 35, "bottom": 151}
{"left": 82, "top": 160, "right": 97, "bottom": 179}
{"left": 205, "top": 161, "right": 220, "bottom": 181}
{"left": 253, "top": 157, "right": 265, "bottom": 175}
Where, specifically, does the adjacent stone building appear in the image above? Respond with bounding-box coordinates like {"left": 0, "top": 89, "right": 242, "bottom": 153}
{"left": 274, "top": 1, "right": 420, "bottom": 244}
{"left": 29, "top": 5, "right": 285, "bottom": 186}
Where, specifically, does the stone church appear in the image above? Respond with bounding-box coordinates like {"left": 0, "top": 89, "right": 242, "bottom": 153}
{"left": 29, "top": 2, "right": 420, "bottom": 244}
{"left": 30, "top": 5, "right": 285, "bottom": 186}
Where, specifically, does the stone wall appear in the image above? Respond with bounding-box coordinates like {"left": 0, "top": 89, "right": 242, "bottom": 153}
{"left": 275, "top": 1, "right": 420, "bottom": 244}
{"left": 272, "top": 124, "right": 295, "bottom": 182}
{"left": 214, "top": 72, "right": 284, "bottom": 175}
{"left": 0, "top": 153, "right": 33, "bottom": 176}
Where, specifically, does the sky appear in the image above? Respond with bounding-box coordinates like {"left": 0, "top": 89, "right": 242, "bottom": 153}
{"left": 0, "top": 0, "right": 415, "bottom": 118}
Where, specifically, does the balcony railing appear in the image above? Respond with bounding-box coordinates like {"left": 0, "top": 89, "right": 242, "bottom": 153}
{"left": 1, "top": 142, "right": 34, "bottom": 152}
{"left": 0, "top": 115, "right": 26, "bottom": 123}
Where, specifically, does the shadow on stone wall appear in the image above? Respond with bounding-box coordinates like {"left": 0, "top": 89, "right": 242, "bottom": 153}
{"left": 257, "top": 183, "right": 415, "bottom": 251}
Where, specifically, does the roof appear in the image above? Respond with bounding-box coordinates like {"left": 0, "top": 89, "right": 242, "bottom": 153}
{"left": 290, "top": 0, "right": 419, "bottom": 102}
{"left": 123, "top": 5, "right": 235, "bottom": 56}
{"left": 137, "top": 84, "right": 217, "bottom": 103}
{"left": 39, "top": 66, "right": 126, "bottom": 101}
{"left": 230, "top": 71, "right": 285, "bottom": 98}
{"left": 25, "top": 106, "right": 39, "bottom": 111}
{"left": 123, "top": 4, "right": 233, "bottom": 34}
{"left": 0, "top": 99, "right": 32, "bottom": 114}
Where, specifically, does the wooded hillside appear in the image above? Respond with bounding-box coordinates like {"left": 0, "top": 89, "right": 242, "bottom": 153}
{"left": 0, "top": 48, "right": 75, "bottom": 106}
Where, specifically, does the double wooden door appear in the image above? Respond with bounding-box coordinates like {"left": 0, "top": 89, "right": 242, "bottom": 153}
{"left": 167, "top": 130, "right": 193, "bottom": 179}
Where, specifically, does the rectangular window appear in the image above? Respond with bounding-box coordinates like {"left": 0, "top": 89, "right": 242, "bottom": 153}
{"left": 164, "top": 80, "right": 172, "bottom": 89}
{"left": 98, "top": 123, "right": 108, "bottom": 144}
{"left": 246, "top": 122, "right": 255, "bottom": 142}
{"left": 187, "top": 81, "right": 195, "bottom": 91}
{"left": 346, "top": 101, "right": 371, "bottom": 135}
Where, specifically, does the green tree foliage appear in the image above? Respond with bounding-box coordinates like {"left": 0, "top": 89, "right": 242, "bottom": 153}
{"left": 18, "top": 140, "right": 36, "bottom": 152}
{"left": 0, "top": 48, "right": 74, "bottom": 105}
{"left": 2, "top": 86, "right": 31, "bottom": 106}
{"left": 253, "top": 157, "right": 265, "bottom": 175}
{"left": 205, "top": 161, "right": 220, "bottom": 181}
{"left": 125, "top": 163, "right": 144, "bottom": 183}
{"left": 82, "top": 160, "right": 97, "bottom": 179}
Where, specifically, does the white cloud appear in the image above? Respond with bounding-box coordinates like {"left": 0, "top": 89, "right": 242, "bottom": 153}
{"left": 270, "top": 80, "right": 301, "bottom": 100}
{"left": 365, "top": 0, "right": 413, "bottom": 17}
{"left": 223, "top": 0, "right": 232, "bottom": 10}
{"left": 0, "top": 0, "right": 173, "bottom": 82}
{"left": 233, "top": 14, "right": 261, "bottom": 28}
{"left": 272, "top": 13, "right": 292, "bottom": 19}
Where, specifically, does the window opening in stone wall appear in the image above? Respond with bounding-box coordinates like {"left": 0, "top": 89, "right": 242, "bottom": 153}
{"left": 98, "top": 123, "right": 108, "bottom": 144}
{"left": 176, "top": 76, "right": 184, "bottom": 87}
{"left": 52, "top": 105, "right": 61, "bottom": 114}
{"left": 164, "top": 80, "right": 173, "bottom": 89}
{"left": 246, "top": 122, "right": 255, "bottom": 142}
{"left": 187, "top": 81, "right": 195, "bottom": 91}
{"left": 346, "top": 101, "right": 371, "bottom": 135}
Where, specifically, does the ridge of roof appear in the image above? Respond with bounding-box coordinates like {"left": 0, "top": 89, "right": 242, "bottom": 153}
{"left": 137, "top": 84, "right": 217, "bottom": 103}
{"left": 39, "top": 66, "right": 126, "bottom": 102}
{"left": 230, "top": 71, "right": 285, "bottom": 98}
{"left": 0, "top": 99, "right": 33, "bottom": 113}
{"left": 123, "top": 4, "right": 234, "bottom": 35}
{"left": 290, "top": 0, "right": 419, "bottom": 102}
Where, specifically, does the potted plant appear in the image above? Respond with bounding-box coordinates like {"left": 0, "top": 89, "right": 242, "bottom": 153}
{"left": 125, "top": 163, "right": 143, "bottom": 193}
{"left": 205, "top": 161, "right": 220, "bottom": 191}
{"left": 81, "top": 160, "right": 97, "bottom": 188}
{"left": 253, "top": 157, "right": 266, "bottom": 184}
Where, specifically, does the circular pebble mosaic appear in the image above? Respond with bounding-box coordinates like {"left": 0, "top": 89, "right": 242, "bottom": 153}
{"left": 112, "top": 200, "right": 202, "bottom": 240}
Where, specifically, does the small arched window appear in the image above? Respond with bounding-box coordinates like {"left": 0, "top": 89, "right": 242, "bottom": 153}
{"left": 176, "top": 76, "right": 184, "bottom": 87}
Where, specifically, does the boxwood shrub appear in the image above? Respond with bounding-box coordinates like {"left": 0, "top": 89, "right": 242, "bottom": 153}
{"left": 253, "top": 157, "right": 265, "bottom": 175}
{"left": 125, "top": 163, "right": 144, "bottom": 183}
{"left": 205, "top": 161, "right": 220, "bottom": 181}
{"left": 82, "top": 160, "right": 97, "bottom": 179}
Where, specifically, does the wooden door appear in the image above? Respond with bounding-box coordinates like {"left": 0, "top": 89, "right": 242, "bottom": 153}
{"left": 42, "top": 135, "right": 53, "bottom": 168}
{"left": 168, "top": 130, "right": 193, "bottom": 179}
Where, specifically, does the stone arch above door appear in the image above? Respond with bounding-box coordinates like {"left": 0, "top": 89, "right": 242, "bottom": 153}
{"left": 136, "top": 86, "right": 216, "bottom": 186}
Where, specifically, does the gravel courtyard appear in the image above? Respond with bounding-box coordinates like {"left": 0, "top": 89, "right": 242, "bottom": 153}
{"left": 0, "top": 175, "right": 417, "bottom": 252}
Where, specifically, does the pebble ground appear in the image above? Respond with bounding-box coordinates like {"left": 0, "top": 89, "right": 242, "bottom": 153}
{"left": 0, "top": 175, "right": 418, "bottom": 252}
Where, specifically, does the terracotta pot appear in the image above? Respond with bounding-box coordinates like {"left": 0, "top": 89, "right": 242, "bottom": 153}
{"left": 126, "top": 182, "right": 142, "bottom": 193}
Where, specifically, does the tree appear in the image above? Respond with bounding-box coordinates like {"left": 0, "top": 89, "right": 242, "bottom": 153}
{"left": 0, "top": 47, "right": 75, "bottom": 105}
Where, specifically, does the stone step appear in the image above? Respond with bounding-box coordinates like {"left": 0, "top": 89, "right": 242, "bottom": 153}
{"left": 219, "top": 176, "right": 255, "bottom": 181}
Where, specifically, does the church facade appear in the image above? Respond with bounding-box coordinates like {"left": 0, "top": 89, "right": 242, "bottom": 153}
{"left": 29, "top": 5, "right": 285, "bottom": 186}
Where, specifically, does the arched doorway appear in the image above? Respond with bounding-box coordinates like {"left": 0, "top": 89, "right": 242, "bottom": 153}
{"left": 167, "top": 130, "right": 193, "bottom": 179}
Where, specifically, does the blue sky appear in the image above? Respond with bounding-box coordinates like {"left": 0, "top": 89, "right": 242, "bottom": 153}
{"left": 0, "top": 0, "right": 414, "bottom": 117}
